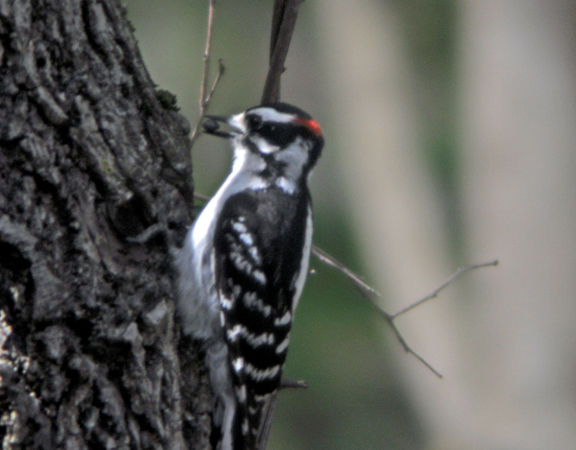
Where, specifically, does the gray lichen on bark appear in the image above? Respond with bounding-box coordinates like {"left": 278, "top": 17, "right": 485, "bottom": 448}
{"left": 0, "top": 0, "right": 210, "bottom": 448}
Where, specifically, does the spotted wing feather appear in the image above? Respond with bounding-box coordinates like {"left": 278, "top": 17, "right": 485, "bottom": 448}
{"left": 214, "top": 187, "right": 311, "bottom": 448}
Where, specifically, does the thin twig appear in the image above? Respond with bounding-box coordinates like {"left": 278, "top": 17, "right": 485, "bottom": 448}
{"left": 362, "top": 296, "right": 444, "bottom": 377}
{"left": 312, "top": 247, "right": 498, "bottom": 377}
{"left": 391, "top": 260, "right": 499, "bottom": 319}
{"left": 193, "top": 192, "right": 211, "bottom": 203}
{"left": 309, "top": 246, "right": 444, "bottom": 375}
{"left": 368, "top": 261, "right": 498, "bottom": 377}
{"left": 255, "top": 393, "right": 278, "bottom": 450}
{"left": 190, "top": 0, "right": 224, "bottom": 144}
{"left": 261, "top": 0, "right": 304, "bottom": 104}
{"left": 279, "top": 378, "right": 308, "bottom": 390}
{"left": 200, "top": 1, "right": 215, "bottom": 109}
{"left": 312, "top": 245, "right": 380, "bottom": 297}
{"left": 204, "top": 59, "right": 225, "bottom": 106}
{"left": 254, "top": 379, "right": 308, "bottom": 450}
{"left": 384, "top": 315, "right": 444, "bottom": 378}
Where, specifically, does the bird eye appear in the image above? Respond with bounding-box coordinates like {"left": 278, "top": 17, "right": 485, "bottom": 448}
{"left": 247, "top": 115, "right": 263, "bottom": 131}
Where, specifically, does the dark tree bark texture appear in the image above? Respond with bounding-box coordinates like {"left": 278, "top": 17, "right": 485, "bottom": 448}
{"left": 0, "top": 0, "right": 211, "bottom": 449}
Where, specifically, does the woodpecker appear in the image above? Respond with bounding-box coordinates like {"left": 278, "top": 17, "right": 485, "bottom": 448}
{"left": 177, "top": 103, "right": 324, "bottom": 450}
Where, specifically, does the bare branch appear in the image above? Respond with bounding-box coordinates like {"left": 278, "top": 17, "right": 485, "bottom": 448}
{"left": 391, "top": 260, "right": 499, "bottom": 319}
{"left": 371, "top": 261, "right": 498, "bottom": 377}
{"left": 190, "top": 0, "right": 225, "bottom": 144}
{"left": 269, "top": 0, "right": 287, "bottom": 58}
{"left": 200, "top": 0, "right": 216, "bottom": 109}
{"left": 309, "top": 246, "right": 443, "bottom": 376}
{"left": 204, "top": 59, "right": 225, "bottom": 106}
{"left": 261, "top": 0, "right": 304, "bottom": 104}
{"left": 254, "top": 378, "right": 308, "bottom": 450}
{"left": 385, "top": 315, "right": 444, "bottom": 378}
{"left": 255, "top": 393, "right": 278, "bottom": 450}
{"left": 364, "top": 300, "right": 444, "bottom": 377}
{"left": 279, "top": 378, "right": 308, "bottom": 390}
{"left": 311, "top": 246, "right": 498, "bottom": 377}
{"left": 312, "top": 245, "right": 380, "bottom": 297}
{"left": 193, "top": 191, "right": 211, "bottom": 203}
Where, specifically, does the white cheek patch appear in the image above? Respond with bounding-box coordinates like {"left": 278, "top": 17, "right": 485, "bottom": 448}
{"left": 272, "top": 137, "right": 309, "bottom": 193}
{"left": 251, "top": 136, "right": 279, "bottom": 154}
{"left": 275, "top": 138, "right": 309, "bottom": 167}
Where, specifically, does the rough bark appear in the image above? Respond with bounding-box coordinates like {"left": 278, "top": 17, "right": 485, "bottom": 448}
{"left": 0, "top": 0, "right": 211, "bottom": 449}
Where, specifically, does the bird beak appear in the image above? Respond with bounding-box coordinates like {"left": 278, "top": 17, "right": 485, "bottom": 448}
{"left": 202, "top": 114, "right": 244, "bottom": 139}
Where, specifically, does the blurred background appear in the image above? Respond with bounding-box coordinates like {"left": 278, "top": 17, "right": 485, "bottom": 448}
{"left": 125, "top": 1, "right": 576, "bottom": 449}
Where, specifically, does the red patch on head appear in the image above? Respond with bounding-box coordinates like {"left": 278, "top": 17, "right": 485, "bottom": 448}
{"left": 293, "top": 117, "right": 323, "bottom": 137}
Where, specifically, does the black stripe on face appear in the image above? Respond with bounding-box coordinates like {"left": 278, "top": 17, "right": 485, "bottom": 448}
{"left": 258, "top": 122, "right": 301, "bottom": 148}
{"left": 246, "top": 114, "right": 302, "bottom": 149}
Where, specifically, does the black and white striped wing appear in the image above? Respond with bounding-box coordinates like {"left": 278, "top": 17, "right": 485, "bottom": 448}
{"left": 213, "top": 187, "right": 312, "bottom": 447}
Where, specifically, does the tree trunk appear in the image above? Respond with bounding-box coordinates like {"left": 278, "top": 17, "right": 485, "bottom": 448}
{"left": 0, "top": 0, "right": 210, "bottom": 448}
